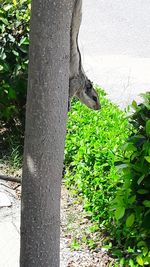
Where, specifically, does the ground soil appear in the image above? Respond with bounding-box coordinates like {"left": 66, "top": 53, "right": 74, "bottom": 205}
{"left": 0, "top": 164, "right": 115, "bottom": 267}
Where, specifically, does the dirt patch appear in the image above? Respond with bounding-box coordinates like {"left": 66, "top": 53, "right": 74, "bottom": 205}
{"left": 0, "top": 166, "right": 114, "bottom": 266}
{"left": 60, "top": 185, "right": 114, "bottom": 266}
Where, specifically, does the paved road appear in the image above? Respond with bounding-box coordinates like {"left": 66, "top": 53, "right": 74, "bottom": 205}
{"left": 79, "top": 0, "right": 150, "bottom": 107}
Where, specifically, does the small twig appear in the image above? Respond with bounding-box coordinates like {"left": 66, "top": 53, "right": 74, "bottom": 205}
{"left": 0, "top": 174, "right": 21, "bottom": 183}
{"left": 13, "top": 184, "right": 20, "bottom": 190}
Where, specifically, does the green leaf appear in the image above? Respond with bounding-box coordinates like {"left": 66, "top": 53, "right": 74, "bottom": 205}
{"left": 3, "top": 63, "right": 10, "bottom": 72}
{"left": 141, "top": 92, "right": 150, "bottom": 110}
{"left": 137, "top": 175, "right": 145, "bottom": 185}
{"left": 3, "top": 4, "right": 13, "bottom": 11}
{"left": 126, "top": 213, "right": 135, "bottom": 227}
{"left": 8, "top": 34, "right": 15, "bottom": 43}
{"left": 8, "top": 87, "right": 16, "bottom": 99}
{"left": 137, "top": 189, "right": 149, "bottom": 194}
{"left": 129, "top": 259, "right": 135, "bottom": 267}
{"left": 119, "top": 258, "right": 125, "bottom": 266}
{"left": 19, "top": 37, "right": 29, "bottom": 45}
{"left": 70, "top": 239, "right": 80, "bottom": 250}
{"left": 12, "top": 50, "right": 19, "bottom": 57}
{"left": 0, "top": 17, "right": 9, "bottom": 25}
{"left": 128, "top": 195, "right": 136, "bottom": 204}
{"left": 115, "top": 207, "right": 125, "bottom": 220}
{"left": 146, "top": 120, "right": 150, "bottom": 135}
{"left": 137, "top": 241, "right": 147, "bottom": 247}
{"left": 123, "top": 143, "right": 137, "bottom": 152}
{"left": 143, "top": 200, "right": 150, "bottom": 208}
{"left": 136, "top": 256, "right": 144, "bottom": 266}
{"left": 13, "top": 0, "right": 17, "bottom": 5}
{"left": 132, "top": 100, "right": 140, "bottom": 111}
{"left": 145, "top": 156, "right": 150, "bottom": 163}
{"left": 144, "top": 256, "right": 150, "bottom": 265}
{"left": 143, "top": 247, "right": 148, "bottom": 257}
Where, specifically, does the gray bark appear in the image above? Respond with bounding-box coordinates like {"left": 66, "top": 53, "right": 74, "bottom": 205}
{"left": 20, "top": 1, "right": 74, "bottom": 267}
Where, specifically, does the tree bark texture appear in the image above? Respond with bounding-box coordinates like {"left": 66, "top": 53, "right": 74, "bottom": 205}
{"left": 20, "top": 1, "right": 74, "bottom": 266}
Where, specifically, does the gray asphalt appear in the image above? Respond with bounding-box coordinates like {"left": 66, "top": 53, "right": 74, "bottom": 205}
{"left": 79, "top": 0, "right": 150, "bottom": 107}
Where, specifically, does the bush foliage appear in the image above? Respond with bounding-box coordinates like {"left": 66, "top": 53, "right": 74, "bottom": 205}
{"left": 111, "top": 92, "right": 150, "bottom": 266}
{"left": 0, "top": 0, "right": 30, "bottom": 124}
{"left": 65, "top": 91, "right": 150, "bottom": 266}
{"left": 65, "top": 89, "right": 130, "bottom": 219}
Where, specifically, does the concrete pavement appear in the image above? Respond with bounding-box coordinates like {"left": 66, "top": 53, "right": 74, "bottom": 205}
{"left": 79, "top": 0, "right": 150, "bottom": 107}
{"left": 0, "top": 181, "right": 20, "bottom": 267}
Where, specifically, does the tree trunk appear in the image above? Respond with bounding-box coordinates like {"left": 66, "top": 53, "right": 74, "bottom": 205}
{"left": 20, "top": 1, "right": 74, "bottom": 266}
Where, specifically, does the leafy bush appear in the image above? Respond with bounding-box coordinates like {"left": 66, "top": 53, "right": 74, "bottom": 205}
{"left": 0, "top": 0, "right": 30, "bottom": 125}
{"left": 111, "top": 92, "right": 150, "bottom": 266}
{"left": 65, "top": 88, "right": 130, "bottom": 230}
{"left": 65, "top": 90, "right": 150, "bottom": 265}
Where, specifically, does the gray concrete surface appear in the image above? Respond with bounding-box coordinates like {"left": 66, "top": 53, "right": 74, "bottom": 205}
{"left": 0, "top": 222, "right": 20, "bottom": 267}
{"left": 79, "top": 0, "right": 150, "bottom": 107}
{"left": 0, "top": 181, "right": 20, "bottom": 267}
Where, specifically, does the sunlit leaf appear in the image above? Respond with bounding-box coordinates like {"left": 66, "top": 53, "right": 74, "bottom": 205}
{"left": 126, "top": 213, "right": 135, "bottom": 227}
{"left": 145, "top": 156, "right": 150, "bottom": 163}
{"left": 136, "top": 256, "right": 144, "bottom": 266}
{"left": 146, "top": 120, "right": 150, "bottom": 135}
{"left": 137, "top": 175, "right": 145, "bottom": 185}
{"left": 143, "top": 200, "right": 150, "bottom": 208}
{"left": 115, "top": 207, "right": 125, "bottom": 220}
{"left": 3, "top": 4, "right": 13, "bottom": 11}
{"left": 13, "top": 0, "right": 17, "bottom": 6}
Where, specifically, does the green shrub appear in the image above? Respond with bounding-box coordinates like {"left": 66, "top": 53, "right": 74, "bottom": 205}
{"left": 65, "top": 90, "right": 150, "bottom": 265}
{"left": 65, "top": 88, "right": 130, "bottom": 227}
{"left": 0, "top": 0, "right": 30, "bottom": 125}
{"left": 112, "top": 92, "right": 150, "bottom": 265}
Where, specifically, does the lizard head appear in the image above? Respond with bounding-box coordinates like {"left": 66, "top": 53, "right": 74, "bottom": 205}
{"left": 75, "top": 77, "right": 101, "bottom": 110}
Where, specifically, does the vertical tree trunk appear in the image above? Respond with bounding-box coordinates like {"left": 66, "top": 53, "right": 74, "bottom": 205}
{"left": 20, "top": 1, "right": 74, "bottom": 266}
